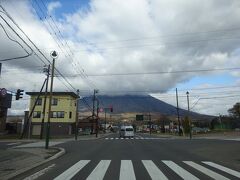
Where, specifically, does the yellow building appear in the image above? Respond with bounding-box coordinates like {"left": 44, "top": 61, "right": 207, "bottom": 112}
{"left": 26, "top": 92, "right": 79, "bottom": 136}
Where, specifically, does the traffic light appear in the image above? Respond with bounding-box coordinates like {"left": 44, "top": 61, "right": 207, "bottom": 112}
{"left": 16, "top": 89, "right": 24, "bottom": 100}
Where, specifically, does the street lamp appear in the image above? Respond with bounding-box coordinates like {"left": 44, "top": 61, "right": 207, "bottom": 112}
{"left": 186, "top": 91, "right": 192, "bottom": 139}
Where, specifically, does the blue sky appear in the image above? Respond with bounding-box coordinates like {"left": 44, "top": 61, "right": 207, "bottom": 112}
{"left": 174, "top": 73, "right": 237, "bottom": 91}
{"left": 48, "top": 0, "right": 90, "bottom": 18}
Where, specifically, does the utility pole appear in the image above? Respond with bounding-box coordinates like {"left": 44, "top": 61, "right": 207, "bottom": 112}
{"left": 75, "top": 89, "right": 80, "bottom": 141}
{"left": 176, "top": 88, "right": 181, "bottom": 136}
{"left": 219, "top": 114, "right": 223, "bottom": 130}
{"left": 186, "top": 91, "right": 192, "bottom": 139}
{"left": 104, "top": 108, "right": 107, "bottom": 133}
{"left": 92, "top": 90, "right": 96, "bottom": 117}
{"left": 149, "top": 112, "right": 152, "bottom": 135}
{"left": 92, "top": 89, "right": 98, "bottom": 134}
{"left": 40, "top": 65, "right": 50, "bottom": 139}
{"left": 20, "top": 79, "right": 46, "bottom": 139}
{"left": 96, "top": 99, "right": 99, "bottom": 137}
{"left": 45, "top": 51, "right": 57, "bottom": 149}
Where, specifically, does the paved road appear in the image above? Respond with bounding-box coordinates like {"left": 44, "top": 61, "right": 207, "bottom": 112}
{"left": 16, "top": 133, "right": 240, "bottom": 180}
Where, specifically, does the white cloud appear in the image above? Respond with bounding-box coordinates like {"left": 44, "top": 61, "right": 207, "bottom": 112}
{"left": 47, "top": 1, "right": 62, "bottom": 14}
{"left": 0, "top": 0, "right": 240, "bottom": 115}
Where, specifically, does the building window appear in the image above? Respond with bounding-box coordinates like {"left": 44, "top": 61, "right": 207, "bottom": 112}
{"left": 36, "top": 98, "right": 42, "bottom": 105}
{"left": 69, "top": 112, "right": 72, "bottom": 119}
{"left": 33, "top": 111, "right": 41, "bottom": 118}
{"left": 50, "top": 111, "right": 64, "bottom": 118}
{"left": 51, "top": 98, "right": 58, "bottom": 106}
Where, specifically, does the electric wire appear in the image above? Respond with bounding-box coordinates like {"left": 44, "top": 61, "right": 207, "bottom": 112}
{"left": 0, "top": 22, "right": 33, "bottom": 61}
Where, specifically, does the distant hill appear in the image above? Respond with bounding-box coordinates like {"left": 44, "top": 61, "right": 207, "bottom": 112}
{"left": 79, "top": 95, "right": 211, "bottom": 119}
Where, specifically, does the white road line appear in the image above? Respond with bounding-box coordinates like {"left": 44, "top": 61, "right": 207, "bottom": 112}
{"left": 86, "top": 160, "right": 111, "bottom": 180}
{"left": 135, "top": 137, "right": 139, "bottom": 139}
{"left": 105, "top": 138, "right": 109, "bottom": 140}
{"left": 135, "top": 134, "right": 144, "bottom": 138}
{"left": 54, "top": 160, "right": 90, "bottom": 180}
{"left": 130, "top": 138, "right": 134, "bottom": 140}
{"left": 162, "top": 160, "right": 199, "bottom": 180}
{"left": 120, "top": 138, "right": 124, "bottom": 139}
{"left": 184, "top": 161, "right": 230, "bottom": 180}
{"left": 7, "top": 142, "right": 21, "bottom": 146}
{"left": 120, "top": 160, "right": 136, "bottom": 180}
{"left": 24, "top": 164, "right": 55, "bottom": 180}
{"left": 115, "top": 138, "right": 119, "bottom": 140}
{"left": 110, "top": 138, "right": 114, "bottom": 140}
{"left": 142, "top": 160, "right": 168, "bottom": 180}
{"left": 202, "top": 161, "right": 240, "bottom": 178}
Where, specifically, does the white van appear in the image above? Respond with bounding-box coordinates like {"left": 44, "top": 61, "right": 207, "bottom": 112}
{"left": 119, "top": 126, "right": 134, "bottom": 138}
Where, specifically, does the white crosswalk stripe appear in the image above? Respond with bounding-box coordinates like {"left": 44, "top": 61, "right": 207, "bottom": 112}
{"left": 184, "top": 161, "right": 230, "bottom": 180}
{"left": 202, "top": 161, "right": 240, "bottom": 178}
{"left": 162, "top": 160, "right": 199, "bottom": 180}
{"left": 119, "top": 160, "right": 136, "bottom": 180}
{"left": 104, "top": 137, "right": 163, "bottom": 140}
{"left": 53, "top": 160, "right": 240, "bottom": 180}
{"left": 54, "top": 160, "right": 90, "bottom": 180}
{"left": 86, "top": 160, "right": 111, "bottom": 180}
{"left": 142, "top": 160, "right": 168, "bottom": 180}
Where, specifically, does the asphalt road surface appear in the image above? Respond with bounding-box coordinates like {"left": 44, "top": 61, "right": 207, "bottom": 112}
{"left": 16, "top": 133, "right": 240, "bottom": 180}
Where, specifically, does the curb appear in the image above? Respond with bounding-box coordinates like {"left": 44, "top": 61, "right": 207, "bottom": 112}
{"left": 4, "top": 147, "right": 65, "bottom": 180}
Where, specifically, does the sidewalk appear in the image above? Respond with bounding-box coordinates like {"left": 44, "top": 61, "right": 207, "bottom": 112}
{"left": 0, "top": 147, "right": 64, "bottom": 180}
{"left": 143, "top": 131, "right": 240, "bottom": 141}
{"left": 0, "top": 133, "right": 112, "bottom": 179}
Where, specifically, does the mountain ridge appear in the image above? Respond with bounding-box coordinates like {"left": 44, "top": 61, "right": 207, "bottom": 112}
{"left": 79, "top": 95, "right": 212, "bottom": 119}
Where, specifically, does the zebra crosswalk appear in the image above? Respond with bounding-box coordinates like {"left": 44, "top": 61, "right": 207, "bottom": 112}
{"left": 104, "top": 137, "right": 167, "bottom": 140}
{"left": 53, "top": 160, "right": 240, "bottom": 180}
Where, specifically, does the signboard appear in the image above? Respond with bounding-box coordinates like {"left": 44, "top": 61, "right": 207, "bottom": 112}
{"left": 136, "top": 114, "right": 144, "bottom": 121}
{"left": 0, "top": 93, "right": 12, "bottom": 108}
{"left": 99, "top": 108, "right": 104, "bottom": 112}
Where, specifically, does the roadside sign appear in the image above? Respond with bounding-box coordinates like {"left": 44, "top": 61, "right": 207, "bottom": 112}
{"left": 0, "top": 88, "right": 7, "bottom": 97}
{"left": 136, "top": 114, "right": 144, "bottom": 121}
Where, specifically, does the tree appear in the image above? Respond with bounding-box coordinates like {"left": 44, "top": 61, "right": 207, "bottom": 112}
{"left": 183, "top": 116, "right": 190, "bottom": 134}
{"left": 228, "top": 102, "right": 240, "bottom": 118}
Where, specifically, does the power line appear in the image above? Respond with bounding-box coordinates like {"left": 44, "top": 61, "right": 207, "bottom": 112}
{"left": 83, "top": 27, "right": 240, "bottom": 46}
{"left": 0, "top": 22, "right": 33, "bottom": 61}
{"left": 62, "top": 67, "right": 240, "bottom": 77}
{"left": 0, "top": 5, "right": 78, "bottom": 93}
{"left": 31, "top": 0, "right": 97, "bottom": 90}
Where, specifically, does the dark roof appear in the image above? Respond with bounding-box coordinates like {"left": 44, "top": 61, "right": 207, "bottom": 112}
{"left": 26, "top": 92, "right": 79, "bottom": 98}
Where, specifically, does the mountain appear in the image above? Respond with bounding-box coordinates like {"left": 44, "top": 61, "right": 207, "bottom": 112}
{"left": 79, "top": 95, "right": 210, "bottom": 119}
